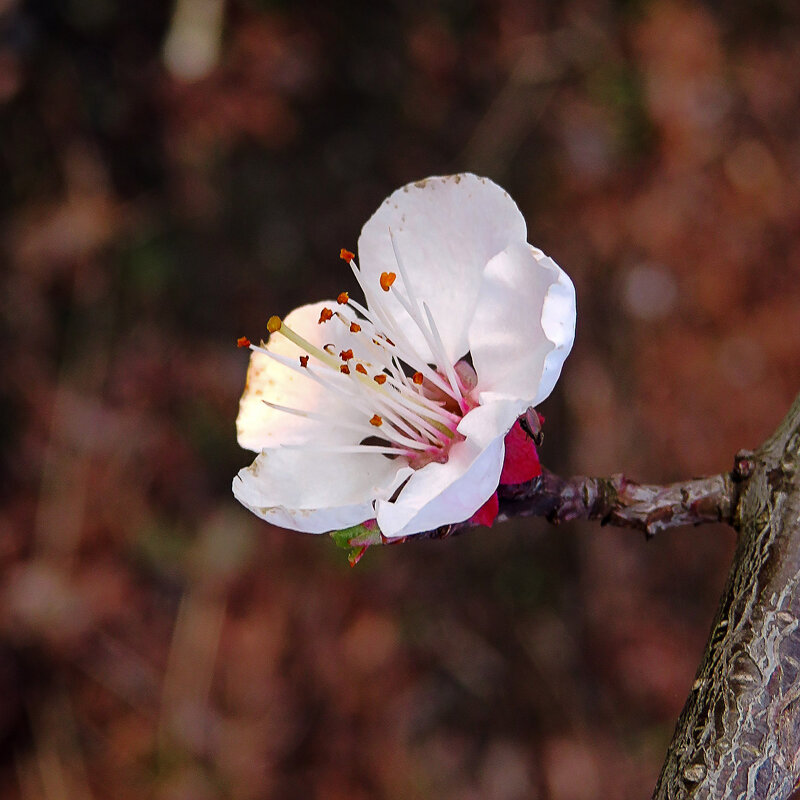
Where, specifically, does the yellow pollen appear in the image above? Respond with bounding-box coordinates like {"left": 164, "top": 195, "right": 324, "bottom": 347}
{"left": 267, "top": 316, "right": 282, "bottom": 334}
{"left": 370, "top": 414, "right": 383, "bottom": 427}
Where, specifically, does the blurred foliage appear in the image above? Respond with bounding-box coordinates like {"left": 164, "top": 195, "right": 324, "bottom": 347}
{"left": 1, "top": 0, "right": 800, "bottom": 797}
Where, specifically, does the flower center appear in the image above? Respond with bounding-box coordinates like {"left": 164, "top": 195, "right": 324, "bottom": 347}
{"left": 239, "top": 234, "right": 476, "bottom": 467}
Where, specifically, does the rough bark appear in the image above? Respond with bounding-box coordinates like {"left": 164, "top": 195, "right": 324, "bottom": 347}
{"left": 653, "top": 392, "right": 800, "bottom": 799}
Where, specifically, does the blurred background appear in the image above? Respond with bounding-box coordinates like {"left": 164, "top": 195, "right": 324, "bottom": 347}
{"left": 1, "top": 0, "right": 799, "bottom": 797}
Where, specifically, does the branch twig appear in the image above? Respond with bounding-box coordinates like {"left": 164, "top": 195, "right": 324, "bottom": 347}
{"left": 398, "top": 459, "right": 749, "bottom": 544}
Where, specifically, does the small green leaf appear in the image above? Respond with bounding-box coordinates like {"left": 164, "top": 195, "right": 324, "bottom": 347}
{"left": 330, "top": 521, "right": 383, "bottom": 566}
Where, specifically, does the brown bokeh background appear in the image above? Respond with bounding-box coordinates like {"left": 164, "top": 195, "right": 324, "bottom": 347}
{"left": 2, "top": 1, "right": 799, "bottom": 798}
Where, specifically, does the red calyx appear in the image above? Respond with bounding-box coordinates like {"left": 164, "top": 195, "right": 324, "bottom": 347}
{"left": 499, "top": 420, "right": 543, "bottom": 485}
{"left": 470, "top": 491, "right": 499, "bottom": 528}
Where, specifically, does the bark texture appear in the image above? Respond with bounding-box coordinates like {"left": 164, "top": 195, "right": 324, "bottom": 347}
{"left": 654, "top": 392, "right": 800, "bottom": 799}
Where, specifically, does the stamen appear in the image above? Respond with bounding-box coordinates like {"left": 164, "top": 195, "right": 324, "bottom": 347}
{"left": 371, "top": 389, "right": 452, "bottom": 444}
{"left": 255, "top": 240, "right": 476, "bottom": 467}
{"left": 369, "top": 330, "right": 458, "bottom": 400}
{"left": 237, "top": 336, "right": 251, "bottom": 348}
{"left": 389, "top": 228, "right": 423, "bottom": 315}
{"left": 383, "top": 373, "right": 459, "bottom": 419}
{"left": 423, "top": 302, "right": 463, "bottom": 405}
{"left": 268, "top": 317, "right": 341, "bottom": 370}
{"left": 260, "top": 399, "right": 427, "bottom": 454}
{"left": 261, "top": 400, "right": 379, "bottom": 438}
{"left": 364, "top": 277, "right": 459, "bottom": 400}
{"left": 344, "top": 262, "right": 427, "bottom": 374}
{"left": 281, "top": 444, "right": 407, "bottom": 456}
{"left": 250, "top": 346, "right": 356, "bottom": 406}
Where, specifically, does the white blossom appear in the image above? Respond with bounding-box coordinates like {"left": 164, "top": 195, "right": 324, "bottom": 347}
{"left": 233, "top": 174, "right": 576, "bottom": 538}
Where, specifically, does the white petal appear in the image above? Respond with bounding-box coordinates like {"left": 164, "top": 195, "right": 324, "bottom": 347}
{"left": 469, "top": 242, "right": 576, "bottom": 407}
{"left": 233, "top": 447, "right": 413, "bottom": 534}
{"left": 357, "top": 174, "right": 528, "bottom": 364}
{"left": 374, "top": 399, "right": 522, "bottom": 538}
{"left": 236, "top": 301, "right": 366, "bottom": 451}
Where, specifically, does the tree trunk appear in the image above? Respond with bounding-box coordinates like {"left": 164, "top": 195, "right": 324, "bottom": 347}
{"left": 654, "top": 392, "right": 800, "bottom": 799}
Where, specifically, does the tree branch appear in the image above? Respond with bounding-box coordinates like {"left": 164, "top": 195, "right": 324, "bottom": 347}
{"left": 399, "top": 467, "right": 742, "bottom": 543}
{"left": 654, "top": 391, "right": 800, "bottom": 800}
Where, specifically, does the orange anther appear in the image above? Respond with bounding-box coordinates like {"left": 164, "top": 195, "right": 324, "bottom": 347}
{"left": 339, "top": 349, "right": 354, "bottom": 361}
{"left": 412, "top": 372, "right": 424, "bottom": 385}
{"left": 340, "top": 248, "right": 355, "bottom": 262}
{"left": 237, "top": 336, "right": 251, "bottom": 348}
{"left": 299, "top": 355, "right": 309, "bottom": 367}
{"left": 337, "top": 292, "right": 349, "bottom": 304}
{"left": 373, "top": 374, "right": 387, "bottom": 385}
{"left": 350, "top": 322, "right": 361, "bottom": 333}
{"left": 267, "top": 316, "right": 282, "bottom": 333}
{"left": 370, "top": 414, "right": 383, "bottom": 427}
{"left": 318, "top": 307, "right": 333, "bottom": 324}
{"left": 355, "top": 363, "right": 367, "bottom": 375}
{"left": 379, "top": 271, "right": 396, "bottom": 291}
{"left": 340, "top": 365, "right": 350, "bottom": 374}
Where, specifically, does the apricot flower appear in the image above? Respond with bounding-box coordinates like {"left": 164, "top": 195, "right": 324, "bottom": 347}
{"left": 233, "top": 174, "right": 576, "bottom": 538}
